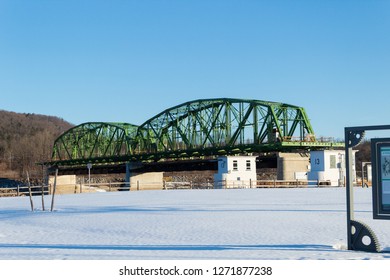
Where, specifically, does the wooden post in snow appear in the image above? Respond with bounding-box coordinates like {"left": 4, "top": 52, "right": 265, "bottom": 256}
{"left": 26, "top": 171, "right": 34, "bottom": 212}
{"left": 41, "top": 184, "right": 45, "bottom": 211}
{"left": 41, "top": 165, "right": 46, "bottom": 211}
{"left": 50, "top": 168, "right": 58, "bottom": 212}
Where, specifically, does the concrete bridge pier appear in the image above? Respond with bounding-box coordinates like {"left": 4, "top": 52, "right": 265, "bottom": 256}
{"left": 277, "top": 152, "right": 310, "bottom": 180}
{"left": 125, "top": 162, "right": 164, "bottom": 191}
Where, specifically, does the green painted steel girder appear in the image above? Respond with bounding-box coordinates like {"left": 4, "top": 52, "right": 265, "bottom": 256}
{"left": 133, "top": 98, "right": 317, "bottom": 157}
{"left": 51, "top": 122, "right": 139, "bottom": 163}
{"left": 49, "top": 98, "right": 342, "bottom": 166}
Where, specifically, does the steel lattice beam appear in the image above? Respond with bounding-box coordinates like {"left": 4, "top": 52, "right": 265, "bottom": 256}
{"left": 51, "top": 122, "right": 138, "bottom": 165}
{"left": 133, "top": 98, "right": 319, "bottom": 160}
{"left": 49, "top": 98, "right": 343, "bottom": 166}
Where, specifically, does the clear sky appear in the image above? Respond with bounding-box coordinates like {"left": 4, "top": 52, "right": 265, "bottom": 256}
{"left": 1, "top": 0, "right": 389, "bottom": 139}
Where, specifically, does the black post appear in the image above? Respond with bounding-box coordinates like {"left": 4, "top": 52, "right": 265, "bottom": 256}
{"left": 345, "top": 128, "right": 354, "bottom": 250}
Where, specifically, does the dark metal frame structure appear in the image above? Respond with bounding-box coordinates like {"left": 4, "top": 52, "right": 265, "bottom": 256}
{"left": 345, "top": 125, "right": 390, "bottom": 252}
{"left": 371, "top": 138, "right": 390, "bottom": 220}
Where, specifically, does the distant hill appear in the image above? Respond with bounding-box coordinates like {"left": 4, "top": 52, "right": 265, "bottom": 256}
{"left": 0, "top": 110, "right": 73, "bottom": 180}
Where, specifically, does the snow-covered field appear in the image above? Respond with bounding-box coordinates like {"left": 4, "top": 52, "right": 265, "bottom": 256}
{"left": 1, "top": 187, "right": 390, "bottom": 260}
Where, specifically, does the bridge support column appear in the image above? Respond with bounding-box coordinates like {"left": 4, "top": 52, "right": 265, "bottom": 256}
{"left": 125, "top": 162, "right": 164, "bottom": 191}
{"left": 277, "top": 152, "right": 310, "bottom": 181}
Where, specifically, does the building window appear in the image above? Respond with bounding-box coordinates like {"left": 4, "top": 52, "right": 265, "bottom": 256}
{"left": 330, "top": 155, "right": 336, "bottom": 169}
{"left": 233, "top": 160, "right": 238, "bottom": 171}
{"left": 246, "top": 160, "right": 251, "bottom": 171}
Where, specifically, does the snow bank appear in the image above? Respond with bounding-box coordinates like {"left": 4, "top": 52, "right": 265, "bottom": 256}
{"left": 1, "top": 188, "right": 390, "bottom": 260}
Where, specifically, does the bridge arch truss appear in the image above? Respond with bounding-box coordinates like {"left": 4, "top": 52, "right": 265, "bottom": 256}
{"left": 133, "top": 98, "right": 316, "bottom": 160}
{"left": 52, "top": 122, "right": 138, "bottom": 165}
{"left": 50, "top": 98, "right": 342, "bottom": 166}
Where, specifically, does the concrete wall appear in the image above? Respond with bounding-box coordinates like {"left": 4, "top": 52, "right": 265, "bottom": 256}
{"left": 49, "top": 175, "right": 76, "bottom": 186}
{"left": 48, "top": 175, "right": 106, "bottom": 194}
{"left": 277, "top": 153, "right": 310, "bottom": 180}
{"left": 129, "top": 172, "right": 164, "bottom": 191}
{"left": 48, "top": 175, "right": 78, "bottom": 194}
{"left": 48, "top": 172, "right": 164, "bottom": 194}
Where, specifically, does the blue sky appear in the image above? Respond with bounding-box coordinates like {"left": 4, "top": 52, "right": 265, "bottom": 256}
{"left": 0, "top": 0, "right": 389, "bottom": 138}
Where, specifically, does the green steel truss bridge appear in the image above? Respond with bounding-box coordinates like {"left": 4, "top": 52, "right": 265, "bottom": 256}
{"left": 50, "top": 98, "right": 343, "bottom": 167}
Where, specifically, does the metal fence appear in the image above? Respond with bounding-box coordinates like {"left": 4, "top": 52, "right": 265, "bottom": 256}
{"left": 214, "top": 179, "right": 336, "bottom": 189}
{"left": 0, "top": 185, "right": 49, "bottom": 197}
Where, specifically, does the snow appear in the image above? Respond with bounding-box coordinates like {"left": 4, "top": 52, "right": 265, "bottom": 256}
{"left": 1, "top": 187, "right": 390, "bottom": 260}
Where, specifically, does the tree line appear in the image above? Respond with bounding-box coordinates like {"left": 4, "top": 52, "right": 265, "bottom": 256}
{"left": 355, "top": 140, "right": 371, "bottom": 176}
{"left": 0, "top": 110, "right": 73, "bottom": 181}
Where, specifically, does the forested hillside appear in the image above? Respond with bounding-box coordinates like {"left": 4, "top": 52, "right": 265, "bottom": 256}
{"left": 0, "top": 110, "right": 73, "bottom": 180}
